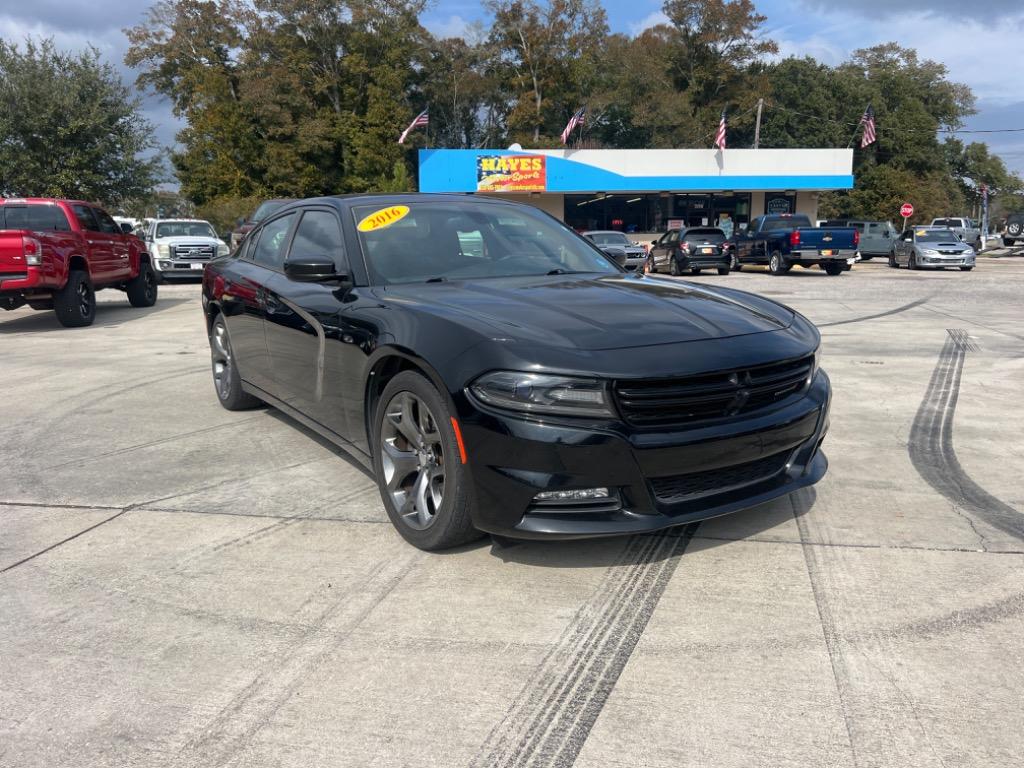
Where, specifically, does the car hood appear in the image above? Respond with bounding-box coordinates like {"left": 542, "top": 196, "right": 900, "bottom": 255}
{"left": 379, "top": 274, "right": 793, "bottom": 351}
{"left": 921, "top": 242, "right": 970, "bottom": 251}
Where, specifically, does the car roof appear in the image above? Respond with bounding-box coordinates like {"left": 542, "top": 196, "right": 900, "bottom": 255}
{"left": 269, "top": 193, "right": 539, "bottom": 217}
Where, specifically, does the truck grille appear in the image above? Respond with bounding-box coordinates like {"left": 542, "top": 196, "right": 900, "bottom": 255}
{"left": 649, "top": 450, "right": 791, "bottom": 504}
{"left": 614, "top": 355, "right": 814, "bottom": 427}
{"left": 171, "top": 243, "right": 215, "bottom": 260}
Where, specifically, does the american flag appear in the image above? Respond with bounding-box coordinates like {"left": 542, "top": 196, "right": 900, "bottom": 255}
{"left": 714, "top": 110, "right": 727, "bottom": 151}
{"left": 560, "top": 107, "right": 586, "bottom": 145}
{"left": 859, "top": 104, "right": 876, "bottom": 148}
{"left": 398, "top": 109, "right": 429, "bottom": 145}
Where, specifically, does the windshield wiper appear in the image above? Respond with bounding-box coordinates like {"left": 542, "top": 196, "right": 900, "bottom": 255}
{"left": 546, "top": 268, "right": 573, "bottom": 275}
{"left": 424, "top": 276, "right": 447, "bottom": 283}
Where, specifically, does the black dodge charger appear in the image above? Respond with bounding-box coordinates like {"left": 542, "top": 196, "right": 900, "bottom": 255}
{"left": 203, "top": 194, "right": 830, "bottom": 550}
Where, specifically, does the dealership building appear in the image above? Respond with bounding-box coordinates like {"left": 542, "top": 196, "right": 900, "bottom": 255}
{"left": 418, "top": 148, "right": 854, "bottom": 236}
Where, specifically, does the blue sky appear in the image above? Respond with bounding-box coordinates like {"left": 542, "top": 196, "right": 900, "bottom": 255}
{"left": 2, "top": 0, "right": 1021, "bottom": 175}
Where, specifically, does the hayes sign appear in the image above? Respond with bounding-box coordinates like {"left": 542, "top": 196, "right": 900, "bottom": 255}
{"left": 476, "top": 155, "right": 547, "bottom": 192}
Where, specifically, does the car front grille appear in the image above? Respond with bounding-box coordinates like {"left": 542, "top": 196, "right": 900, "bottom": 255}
{"left": 649, "top": 450, "right": 792, "bottom": 504}
{"left": 614, "top": 355, "right": 814, "bottom": 427}
{"left": 171, "top": 243, "right": 215, "bottom": 260}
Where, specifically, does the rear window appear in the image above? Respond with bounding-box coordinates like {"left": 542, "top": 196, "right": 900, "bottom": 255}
{"left": 931, "top": 219, "right": 959, "bottom": 228}
{"left": 762, "top": 216, "right": 812, "bottom": 232}
{"left": 682, "top": 228, "right": 726, "bottom": 243}
{"left": 0, "top": 204, "right": 71, "bottom": 232}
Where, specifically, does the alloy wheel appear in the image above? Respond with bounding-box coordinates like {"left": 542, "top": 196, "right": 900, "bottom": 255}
{"left": 379, "top": 391, "right": 445, "bottom": 530}
{"left": 77, "top": 280, "right": 91, "bottom": 317}
{"left": 211, "top": 319, "right": 233, "bottom": 401}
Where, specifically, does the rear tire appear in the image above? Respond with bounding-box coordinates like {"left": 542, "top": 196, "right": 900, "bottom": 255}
{"left": 210, "top": 314, "right": 261, "bottom": 411}
{"left": 768, "top": 250, "right": 786, "bottom": 275}
{"left": 824, "top": 262, "right": 844, "bottom": 276}
{"left": 53, "top": 269, "right": 95, "bottom": 327}
{"left": 372, "top": 371, "right": 480, "bottom": 551}
{"left": 717, "top": 267, "right": 729, "bottom": 275}
{"left": 126, "top": 261, "right": 158, "bottom": 308}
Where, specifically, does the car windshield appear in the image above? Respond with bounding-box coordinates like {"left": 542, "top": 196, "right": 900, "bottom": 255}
{"left": 587, "top": 232, "right": 630, "bottom": 246}
{"left": 252, "top": 201, "right": 287, "bottom": 222}
{"left": 354, "top": 201, "right": 620, "bottom": 284}
{"left": 155, "top": 221, "right": 217, "bottom": 238}
{"left": 762, "top": 216, "right": 812, "bottom": 232}
{"left": 916, "top": 229, "right": 959, "bottom": 243}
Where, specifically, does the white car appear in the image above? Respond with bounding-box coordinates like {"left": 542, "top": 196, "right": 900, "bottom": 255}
{"left": 143, "top": 219, "right": 229, "bottom": 281}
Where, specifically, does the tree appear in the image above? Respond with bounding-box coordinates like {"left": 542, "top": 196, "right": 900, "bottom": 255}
{"left": 0, "top": 37, "right": 160, "bottom": 203}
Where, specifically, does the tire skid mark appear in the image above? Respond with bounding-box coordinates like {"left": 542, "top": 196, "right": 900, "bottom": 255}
{"left": 472, "top": 524, "right": 698, "bottom": 768}
{"left": 817, "top": 294, "right": 934, "bottom": 328}
{"left": 178, "top": 550, "right": 423, "bottom": 768}
{"left": 909, "top": 330, "right": 1024, "bottom": 540}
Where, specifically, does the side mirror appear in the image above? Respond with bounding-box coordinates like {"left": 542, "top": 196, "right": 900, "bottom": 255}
{"left": 882, "top": 231, "right": 890, "bottom": 238}
{"left": 120, "top": 223, "right": 134, "bottom": 234}
{"left": 285, "top": 254, "right": 348, "bottom": 283}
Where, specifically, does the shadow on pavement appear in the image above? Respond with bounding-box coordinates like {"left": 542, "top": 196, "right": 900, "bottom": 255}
{"left": 0, "top": 297, "right": 193, "bottom": 334}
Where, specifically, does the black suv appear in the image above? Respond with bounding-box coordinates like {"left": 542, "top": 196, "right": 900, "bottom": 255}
{"left": 1004, "top": 213, "right": 1024, "bottom": 246}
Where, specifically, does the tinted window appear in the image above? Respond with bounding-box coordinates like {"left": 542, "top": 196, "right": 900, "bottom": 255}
{"left": 155, "top": 221, "right": 217, "bottom": 238}
{"left": 352, "top": 202, "right": 619, "bottom": 284}
{"left": 251, "top": 214, "right": 295, "bottom": 269}
{"left": 0, "top": 204, "right": 71, "bottom": 231}
{"left": 762, "top": 216, "right": 812, "bottom": 232}
{"left": 682, "top": 228, "right": 726, "bottom": 243}
{"left": 94, "top": 209, "right": 120, "bottom": 234}
{"left": 71, "top": 204, "right": 99, "bottom": 232}
{"left": 289, "top": 210, "right": 345, "bottom": 267}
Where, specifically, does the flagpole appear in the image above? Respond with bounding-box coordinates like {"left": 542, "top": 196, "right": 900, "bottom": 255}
{"left": 847, "top": 103, "right": 869, "bottom": 149}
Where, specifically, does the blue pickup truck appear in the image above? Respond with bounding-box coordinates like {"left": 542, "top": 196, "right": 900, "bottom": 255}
{"left": 729, "top": 214, "right": 859, "bottom": 276}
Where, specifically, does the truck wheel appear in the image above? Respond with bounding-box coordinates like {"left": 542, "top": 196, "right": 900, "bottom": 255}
{"left": 717, "top": 266, "right": 729, "bottom": 276}
{"left": 127, "top": 262, "right": 158, "bottom": 307}
{"left": 53, "top": 269, "right": 96, "bottom": 327}
{"left": 1007, "top": 221, "right": 1023, "bottom": 237}
{"left": 824, "top": 262, "right": 844, "bottom": 276}
{"left": 768, "top": 251, "right": 786, "bottom": 275}
{"left": 210, "top": 314, "right": 261, "bottom": 411}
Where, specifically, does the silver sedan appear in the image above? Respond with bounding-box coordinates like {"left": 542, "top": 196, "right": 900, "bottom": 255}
{"left": 889, "top": 227, "right": 975, "bottom": 271}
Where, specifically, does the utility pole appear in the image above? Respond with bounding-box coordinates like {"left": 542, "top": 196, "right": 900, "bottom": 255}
{"left": 753, "top": 98, "right": 764, "bottom": 149}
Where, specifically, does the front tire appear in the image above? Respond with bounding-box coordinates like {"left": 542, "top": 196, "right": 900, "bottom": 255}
{"left": 210, "top": 314, "right": 261, "bottom": 411}
{"left": 960, "top": 266, "right": 974, "bottom": 271}
{"left": 53, "top": 269, "right": 96, "bottom": 327}
{"left": 909, "top": 253, "right": 918, "bottom": 270}
{"left": 127, "top": 261, "right": 158, "bottom": 307}
{"left": 888, "top": 251, "right": 898, "bottom": 268}
{"left": 373, "top": 371, "right": 478, "bottom": 551}
{"left": 823, "top": 262, "right": 844, "bottom": 276}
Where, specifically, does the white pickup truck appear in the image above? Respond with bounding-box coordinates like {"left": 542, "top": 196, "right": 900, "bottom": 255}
{"left": 142, "top": 219, "right": 229, "bottom": 281}
{"left": 930, "top": 218, "right": 982, "bottom": 250}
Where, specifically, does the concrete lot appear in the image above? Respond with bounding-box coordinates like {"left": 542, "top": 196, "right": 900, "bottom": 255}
{"left": 2, "top": 259, "right": 1023, "bottom": 767}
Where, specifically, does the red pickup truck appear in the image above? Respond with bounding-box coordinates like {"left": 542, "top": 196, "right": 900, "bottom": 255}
{"left": 0, "top": 198, "right": 157, "bottom": 327}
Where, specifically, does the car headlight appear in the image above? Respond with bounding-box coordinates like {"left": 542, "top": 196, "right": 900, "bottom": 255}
{"left": 920, "top": 248, "right": 938, "bottom": 256}
{"left": 470, "top": 372, "right": 613, "bottom": 417}
{"left": 157, "top": 243, "right": 170, "bottom": 258}
{"left": 217, "top": 243, "right": 229, "bottom": 257}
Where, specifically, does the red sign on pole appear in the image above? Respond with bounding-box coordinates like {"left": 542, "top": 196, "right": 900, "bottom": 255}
{"left": 900, "top": 203, "right": 914, "bottom": 218}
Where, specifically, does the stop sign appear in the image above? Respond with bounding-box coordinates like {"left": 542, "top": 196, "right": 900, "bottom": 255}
{"left": 900, "top": 203, "right": 914, "bottom": 218}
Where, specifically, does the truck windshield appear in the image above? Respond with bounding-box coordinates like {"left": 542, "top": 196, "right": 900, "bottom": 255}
{"left": 354, "top": 201, "right": 620, "bottom": 284}
{"left": 0, "top": 204, "right": 71, "bottom": 232}
{"left": 762, "top": 216, "right": 812, "bottom": 232}
{"left": 155, "top": 222, "right": 217, "bottom": 238}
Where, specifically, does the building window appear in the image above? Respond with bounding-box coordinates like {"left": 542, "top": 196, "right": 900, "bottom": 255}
{"left": 564, "top": 193, "right": 751, "bottom": 234}
{"left": 764, "top": 193, "right": 795, "bottom": 215}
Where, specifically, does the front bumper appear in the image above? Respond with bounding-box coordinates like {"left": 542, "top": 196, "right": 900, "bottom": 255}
{"left": 919, "top": 254, "right": 975, "bottom": 267}
{"left": 457, "top": 370, "right": 831, "bottom": 539}
{"left": 155, "top": 259, "right": 209, "bottom": 276}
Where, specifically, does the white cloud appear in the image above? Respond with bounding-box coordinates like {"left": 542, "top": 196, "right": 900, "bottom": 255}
{"left": 424, "top": 14, "right": 472, "bottom": 40}
{"left": 629, "top": 11, "right": 667, "bottom": 35}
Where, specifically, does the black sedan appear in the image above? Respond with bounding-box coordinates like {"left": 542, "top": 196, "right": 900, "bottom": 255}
{"left": 203, "top": 195, "right": 830, "bottom": 550}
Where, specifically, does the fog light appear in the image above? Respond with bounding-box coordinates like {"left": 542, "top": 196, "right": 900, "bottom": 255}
{"left": 534, "top": 487, "right": 610, "bottom": 502}
{"left": 160, "top": 260, "right": 171, "bottom": 269}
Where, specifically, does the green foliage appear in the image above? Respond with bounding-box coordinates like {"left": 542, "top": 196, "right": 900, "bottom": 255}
{"left": 0, "top": 38, "right": 161, "bottom": 204}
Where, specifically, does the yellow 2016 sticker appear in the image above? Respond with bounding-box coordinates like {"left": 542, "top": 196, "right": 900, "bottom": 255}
{"left": 357, "top": 205, "right": 410, "bottom": 232}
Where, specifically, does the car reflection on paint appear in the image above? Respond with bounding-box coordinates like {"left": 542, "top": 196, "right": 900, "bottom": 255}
{"left": 203, "top": 194, "right": 831, "bottom": 550}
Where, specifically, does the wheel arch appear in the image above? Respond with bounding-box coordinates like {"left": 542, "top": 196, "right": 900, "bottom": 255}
{"left": 363, "top": 347, "right": 451, "bottom": 449}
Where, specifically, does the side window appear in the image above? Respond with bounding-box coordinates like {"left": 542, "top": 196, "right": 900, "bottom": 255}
{"left": 666, "top": 230, "right": 679, "bottom": 243}
{"left": 93, "top": 209, "right": 119, "bottom": 234}
{"left": 71, "top": 204, "right": 100, "bottom": 232}
{"left": 288, "top": 210, "right": 346, "bottom": 267}
{"left": 251, "top": 213, "right": 295, "bottom": 270}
